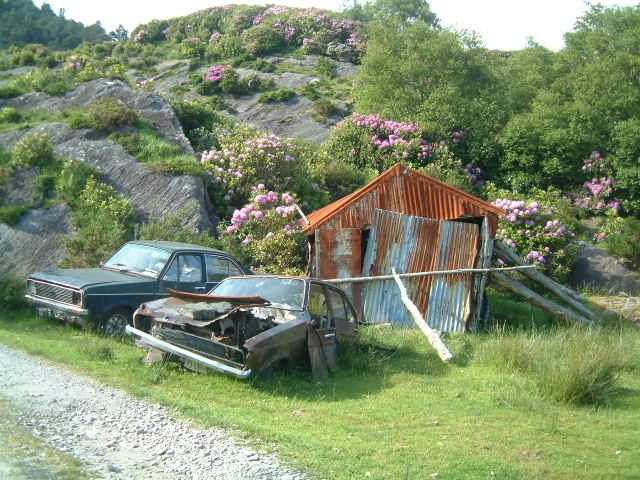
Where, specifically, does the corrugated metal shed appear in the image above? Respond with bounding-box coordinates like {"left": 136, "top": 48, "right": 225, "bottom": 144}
{"left": 303, "top": 164, "right": 503, "bottom": 235}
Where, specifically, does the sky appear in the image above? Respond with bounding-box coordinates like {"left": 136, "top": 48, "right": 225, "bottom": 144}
{"left": 35, "top": 0, "right": 639, "bottom": 51}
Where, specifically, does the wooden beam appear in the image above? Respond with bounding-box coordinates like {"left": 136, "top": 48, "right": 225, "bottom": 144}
{"left": 490, "top": 271, "right": 596, "bottom": 327}
{"left": 391, "top": 268, "right": 454, "bottom": 362}
{"left": 494, "top": 241, "right": 597, "bottom": 321}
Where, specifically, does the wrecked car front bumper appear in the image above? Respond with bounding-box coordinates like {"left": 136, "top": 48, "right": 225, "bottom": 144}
{"left": 125, "top": 325, "right": 253, "bottom": 379}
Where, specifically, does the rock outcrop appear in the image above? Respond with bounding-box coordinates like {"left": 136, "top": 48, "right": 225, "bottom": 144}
{"left": 0, "top": 204, "right": 71, "bottom": 278}
{"left": 569, "top": 241, "right": 640, "bottom": 295}
{"left": 0, "top": 123, "right": 215, "bottom": 231}
{"left": 0, "top": 78, "right": 193, "bottom": 154}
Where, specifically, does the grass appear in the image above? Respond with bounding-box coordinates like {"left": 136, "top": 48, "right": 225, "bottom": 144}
{"left": 258, "top": 88, "right": 296, "bottom": 104}
{"left": 0, "top": 303, "right": 639, "bottom": 480}
{"left": 109, "top": 129, "right": 204, "bottom": 176}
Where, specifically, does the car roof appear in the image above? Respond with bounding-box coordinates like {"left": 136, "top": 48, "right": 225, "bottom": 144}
{"left": 128, "top": 240, "right": 229, "bottom": 255}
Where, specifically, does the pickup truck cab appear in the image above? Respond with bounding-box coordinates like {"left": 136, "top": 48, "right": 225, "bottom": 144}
{"left": 25, "top": 240, "right": 250, "bottom": 334}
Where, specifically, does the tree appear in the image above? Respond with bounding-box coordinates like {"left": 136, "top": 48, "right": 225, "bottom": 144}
{"left": 354, "top": 19, "right": 507, "bottom": 173}
{"left": 110, "top": 24, "right": 128, "bottom": 42}
{"left": 343, "top": 0, "right": 438, "bottom": 27}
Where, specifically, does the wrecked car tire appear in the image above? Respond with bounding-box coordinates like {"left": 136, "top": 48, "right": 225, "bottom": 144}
{"left": 102, "top": 308, "right": 131, "bottom": 336}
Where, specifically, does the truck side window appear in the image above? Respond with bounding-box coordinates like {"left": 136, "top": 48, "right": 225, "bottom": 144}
{"left": 205, "top": 255, "right": 243, "bottom": 282}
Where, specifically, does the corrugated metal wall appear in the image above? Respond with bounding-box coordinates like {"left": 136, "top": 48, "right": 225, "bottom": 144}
{"left": 361, "top": 209, "right": 479, "bottom": 331}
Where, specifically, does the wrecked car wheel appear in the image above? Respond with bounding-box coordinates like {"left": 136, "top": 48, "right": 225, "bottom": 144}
{"left": 102, "top": 308, "right": 130, "bottom": 336}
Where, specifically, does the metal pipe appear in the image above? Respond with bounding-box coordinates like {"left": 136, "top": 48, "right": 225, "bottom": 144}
{"left": 323, "top": 265, "right": 540, "bottom": 285}
{"left": 125, "top": 325, "right": 253, "bottom": 379}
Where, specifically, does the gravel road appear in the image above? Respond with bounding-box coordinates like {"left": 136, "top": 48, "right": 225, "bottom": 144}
{"left": 0, "top": 344, "right": 309, "bottom": 480}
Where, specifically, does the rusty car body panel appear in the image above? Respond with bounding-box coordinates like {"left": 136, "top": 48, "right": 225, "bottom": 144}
{"left": 127, "top": 275, "right": 358, "bottom": 378}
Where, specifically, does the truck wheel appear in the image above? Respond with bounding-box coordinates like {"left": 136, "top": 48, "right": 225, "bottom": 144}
{"left": 102, "top": 308, "right": 131, "bottom": 336}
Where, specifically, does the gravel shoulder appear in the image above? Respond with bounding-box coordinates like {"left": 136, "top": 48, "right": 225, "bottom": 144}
{"left": 0, "top": 344, "right": 308, "bottom": 480}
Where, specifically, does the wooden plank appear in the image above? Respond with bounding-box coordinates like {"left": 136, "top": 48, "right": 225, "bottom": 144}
{"left": 490, "top": 271, "right": 596, "bottom": 327}
{"left": 391, "top": 268, "right": 454, "bottom": 362}
{"left": 493, "top": 241, "right": 597, "bottom": 321}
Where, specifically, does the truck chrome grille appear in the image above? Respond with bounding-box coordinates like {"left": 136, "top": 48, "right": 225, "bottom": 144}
{"left": 31, "top": 281, "right": 79, "bottom": 306}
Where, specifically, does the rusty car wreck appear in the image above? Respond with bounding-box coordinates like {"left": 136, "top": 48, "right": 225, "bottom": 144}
{"left": 126, "top": 275, "right": 359, "bottom": 378}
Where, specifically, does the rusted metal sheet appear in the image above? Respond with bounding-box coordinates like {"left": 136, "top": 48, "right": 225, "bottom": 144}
{"left": 315, "top": 228, "right": 362, "bottom": 313}
{"left": 362, "top": 209, "right": 479, "bottom": 331}
{"left": 304, "top": 164, "right": 503, "bottom": 235}
{"left": 425, "top": 221, "right": 478, "bottom": 332}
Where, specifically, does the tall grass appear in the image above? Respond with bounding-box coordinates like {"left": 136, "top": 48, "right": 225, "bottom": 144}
{"left": 477, "top": 326, "right": 638, "bottom": 406}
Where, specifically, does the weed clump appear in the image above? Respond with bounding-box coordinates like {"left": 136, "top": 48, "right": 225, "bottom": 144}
{"left": 258, "top": 88, "right": 295, "bottom": 104}
{"left": 478, "top": 327, "right": 637, "bottom": 406}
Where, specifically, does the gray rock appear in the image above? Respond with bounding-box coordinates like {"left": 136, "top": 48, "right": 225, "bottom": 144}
{"left": 0, "top": 78, "right": 193, "bottom": 154}
{"left": 0, "top": 123, "right": 216, "bottom": 275}
{"left": 0, "top": 166, "right": 41, "bottom": 207}
{"left": 569, "top": 241, "right": 640, "bottom": 295}
{"left": 0, "top": 203, "right": 70, "bottom": 277}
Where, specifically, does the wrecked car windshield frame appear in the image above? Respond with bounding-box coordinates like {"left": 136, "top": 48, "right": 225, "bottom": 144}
{"left": 103, "top": 244, "right": 172, "bottom": 278}
{"left": 210, "top": 277, "right": 306, "bottom": 311}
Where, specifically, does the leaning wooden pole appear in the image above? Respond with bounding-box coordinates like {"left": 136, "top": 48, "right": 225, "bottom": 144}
{"left": 494, "top": 241, "right": 597, "bottom": 321}
{"left": 391, "top": 268, "right": 454, "bottom": 362}
{"left": 490, "top": 271, "right": 596, "bottom": 327}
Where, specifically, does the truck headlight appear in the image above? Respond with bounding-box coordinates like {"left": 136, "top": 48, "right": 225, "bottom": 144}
{"left": 27, "top": 280, "right": 36, "bottom": 295}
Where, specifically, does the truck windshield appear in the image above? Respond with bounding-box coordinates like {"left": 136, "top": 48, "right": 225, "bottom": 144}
{"left": 103, "top": 244, "right": 171, "bottom": 278}
{"left": 211, "top": 277, "right": 305, "bottom": 310}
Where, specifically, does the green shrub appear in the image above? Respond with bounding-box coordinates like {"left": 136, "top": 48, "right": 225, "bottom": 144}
{"left": 0, "top": 205, "right": 29, "bottom": 225}
{"left": 170, "top": 99, "right": 231, "bottom": 150}
{"left": 110, "top": 130, "right": 183, "bottom": 161}
{"left": 299, "top": 83, "right": 321, "bottom": 101}
{"left": 110, "top": 130, "right": 203, "bottom": 175}
{"left": 218, "top": 188, "right": 306, "bottom": 273}
{"left": 136, "top": 208, "right": 221, "bottom": 249}
{"left": 62, "top": 177, "right": 133, "bottom": 268}
{"left": 147, "top": 155, "right": 204, "bottom": 175}
{"left": 243, "top": 25, "right": 286, "bottom": 55}
{"left": 0, "top": 146, "right": 13, "bottom": 187}
{"left": 0, "top": 82, "right": 27, "bottom": 99}
{"left": 86, "top": 98, "right": 136, "bottom": 131}
{"left": 12, "top": 133, "right": 54, "bottom": 167}
{"left": 53, "top": 158, "right": 99, "bottom": 206}
{"left": 25, "top": 69, "right": 74, "bottom": 96}
{"left": 316, "top": 57, "right": 337, "bottom": 79}
{"left": 602, "top": 216, "right": 640, "bottom": 268}
{"left": 0, "top": 277, "right": 25, "bottom": 311}
{"left": 0, "top": 107, "right": 22, "bottom": 124}
{"left": 258, "top": 88, "right": 295, "bottom": 103}
{"left": 236, "top": 57, "right": 276, "bottom": 73}
{"left": 312, "top": 98, "right": 340, "bottom": 118}
{"left": 318, "top": 159, "right": 376, "bottom": 202}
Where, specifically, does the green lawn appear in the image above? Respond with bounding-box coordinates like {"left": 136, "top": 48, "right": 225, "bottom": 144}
{"left": 0, "top": 309, "right": 638, "bottom": 480}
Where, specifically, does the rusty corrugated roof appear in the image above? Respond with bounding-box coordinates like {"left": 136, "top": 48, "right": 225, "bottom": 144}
{"left": 303, "top": 164, "right": 504, "bottom": 234}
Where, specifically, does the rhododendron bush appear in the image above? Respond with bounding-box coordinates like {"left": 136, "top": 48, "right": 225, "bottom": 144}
{"left": 218, "top": 186, "right": 306, "bottom": 273}
{"left": 130, "top": 5, "right": 363, "bottom": 62}
{"left": 325, "top": 113, "right": 484, "bottom": 192}
{"left": 491, "top": 197, "right": 577, "bottom": 279}
{"left": 200, "top": 126, "right": 327, "bottom": 218}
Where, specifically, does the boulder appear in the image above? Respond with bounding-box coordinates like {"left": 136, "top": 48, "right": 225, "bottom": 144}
{"left": 0, "top": 203, "right": 71, "bottom": 278}
{"left": 569, "top": 241, "right": 640, "bottom": 295}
